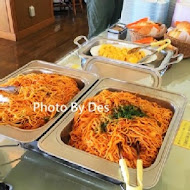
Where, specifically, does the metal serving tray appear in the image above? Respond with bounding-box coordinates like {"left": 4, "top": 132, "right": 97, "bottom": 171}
{"left": 0, "top": 60, "right": 98, "bottom": 143}
{"left": 84, "top": 57, "right": 162, "bottom": 88}
{"left": 38, "top": 78, "right": 186, "bottom": 189}
{"left": 75, "top": 36, "right": 183, "bottom": 74}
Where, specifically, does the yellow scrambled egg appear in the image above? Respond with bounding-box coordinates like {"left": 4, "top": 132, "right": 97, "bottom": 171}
{"left": 98, "top": 44, "right": 146, "bottom": 64}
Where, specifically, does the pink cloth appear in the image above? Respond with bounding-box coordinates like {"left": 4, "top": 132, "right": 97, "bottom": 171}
{"left": 172, "top": 2, "right": 190, "bottom": 26}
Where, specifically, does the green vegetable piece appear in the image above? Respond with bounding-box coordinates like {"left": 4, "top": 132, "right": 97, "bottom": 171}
{"left": 112, "top": 105, "right": 146, "bottom": 120}
{"left": 100, "top": 122, "right": 108, "bottom": 133}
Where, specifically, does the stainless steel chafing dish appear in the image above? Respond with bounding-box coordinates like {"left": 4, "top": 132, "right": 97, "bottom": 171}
{"left": 74, "top": 36, "right": 183, "bottom": 75}
{"left": 83, "top": 57, "right": 162, "bottom": 88}
{"left": 0, "top": 60, "right": 98, "bottom": 143}
{"left": 38, "top": 78, "right": 186, "bottom": 189}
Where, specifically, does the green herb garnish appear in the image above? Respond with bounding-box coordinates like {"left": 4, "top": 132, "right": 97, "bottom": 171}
{"left": 112, "top": 105, "right": 146, "bottom": 120}
{"left": 99, "top": 105, "right": 145, "bottom": 133}
{"left": 100, "top": 122, "right": 108, "bottom": 132}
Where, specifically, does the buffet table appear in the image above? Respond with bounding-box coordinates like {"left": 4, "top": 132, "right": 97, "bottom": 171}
{"left": 0, "top": 34, "right": 190, "bottom": 190}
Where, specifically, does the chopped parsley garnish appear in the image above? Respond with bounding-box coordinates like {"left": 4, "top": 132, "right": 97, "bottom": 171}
{"left": 99, "top": 105, "right": 146, "bottom": 133}
{"left": 112, "top": 105, "right": 146, "bottom": 119}
{"left": 100, "top": 122, "right": 108, "bottom": 132}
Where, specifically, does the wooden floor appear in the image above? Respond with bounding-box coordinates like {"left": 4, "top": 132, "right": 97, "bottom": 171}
{"left": 0, "top": 10, "right": 88, "bottom": 78}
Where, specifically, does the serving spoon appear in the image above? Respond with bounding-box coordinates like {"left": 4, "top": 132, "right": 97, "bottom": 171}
{"left": 0, "top": 86, "right": 20, "bottom": 94}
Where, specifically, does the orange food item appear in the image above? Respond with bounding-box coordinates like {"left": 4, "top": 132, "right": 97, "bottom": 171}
{"left": 175, "top": 21, "right": 190, "bottom": 34}
{"left": 69, "top": 90, "right": 173, "bottom": 168}
{"left": 127, "top": 18, "right": 166, "bottom": 37}
{"left": 168, "top": 21, "right": 190, "bottom": 44}
{"left": 134, "top": 37, "right": 155, "bottom": 44}
{"left": 0, "top": 73, "right": 80, "bottom": 129}
{"left": 127, "top": 18, "right": 160, "bottom": 30}
{"left": 127, "top": 17, "right": 149, "bottom": 28}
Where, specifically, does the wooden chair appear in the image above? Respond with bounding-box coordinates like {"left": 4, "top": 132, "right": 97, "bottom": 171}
{"left": 53, "top": 0, "right": 83, "bottom": 16}
{"left": 72, "top": 0, "right": 83, "bottom": 16}
{"left": 53, "top": 0, "right": 71, "bottom": 12}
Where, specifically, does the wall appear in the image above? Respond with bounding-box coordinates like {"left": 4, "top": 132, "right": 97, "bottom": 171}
{"left": 0, "top": 0, "right": 11, "bottom": 32}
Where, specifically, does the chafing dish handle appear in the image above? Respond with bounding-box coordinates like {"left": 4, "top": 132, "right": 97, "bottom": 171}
{"left": 0, "top": 183, "right": 13, "bottom": 190}
{"left": 159, "top": 53, "right": 184, "bottom": 71}
{"left": 74, "top": 36, "right": 88, "bottom": 48}
{"left": 166, "top": 54, "right": 184, "bottom": 66}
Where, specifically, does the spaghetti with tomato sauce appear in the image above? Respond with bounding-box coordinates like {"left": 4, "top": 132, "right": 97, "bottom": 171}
{"left": 0, "top": 73, "right": 80, "bottom": 129}
{"left": 69, "top": 90, "right": 173, "bottom": 168}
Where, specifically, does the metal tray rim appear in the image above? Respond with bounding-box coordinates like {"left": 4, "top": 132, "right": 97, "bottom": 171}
{"left": 83, "top": 57, "right": 162, "bottom": 88}
{"left": 54, "top": 81, "right": 180, "bottom": 171}
{"left": 0, "top": 60, "right": 98, "bottom": 143}
{"left": 78, "top": 37, "right": 174, "bottom": 72}
{"left": 38, "top": 78, "right": 187, "bottom": 188}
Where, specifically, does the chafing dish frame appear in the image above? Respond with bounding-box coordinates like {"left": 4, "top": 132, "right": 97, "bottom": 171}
{"left": 75, "top": 36, "right": 183, "bottom": 74}
{"left": 0, "top": 60, "right": 98, "bottom": 143}
{"left": 38, "top": 78, "right": 186, "bottom": 189}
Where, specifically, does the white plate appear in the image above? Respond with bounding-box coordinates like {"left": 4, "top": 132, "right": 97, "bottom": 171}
{"left": 90, "top": 44, "right": 157, "bottom": 64}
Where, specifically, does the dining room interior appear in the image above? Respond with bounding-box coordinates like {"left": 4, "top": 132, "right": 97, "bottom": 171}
{"left": 0, "top": 1, "right": 190, "bottom": 190}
